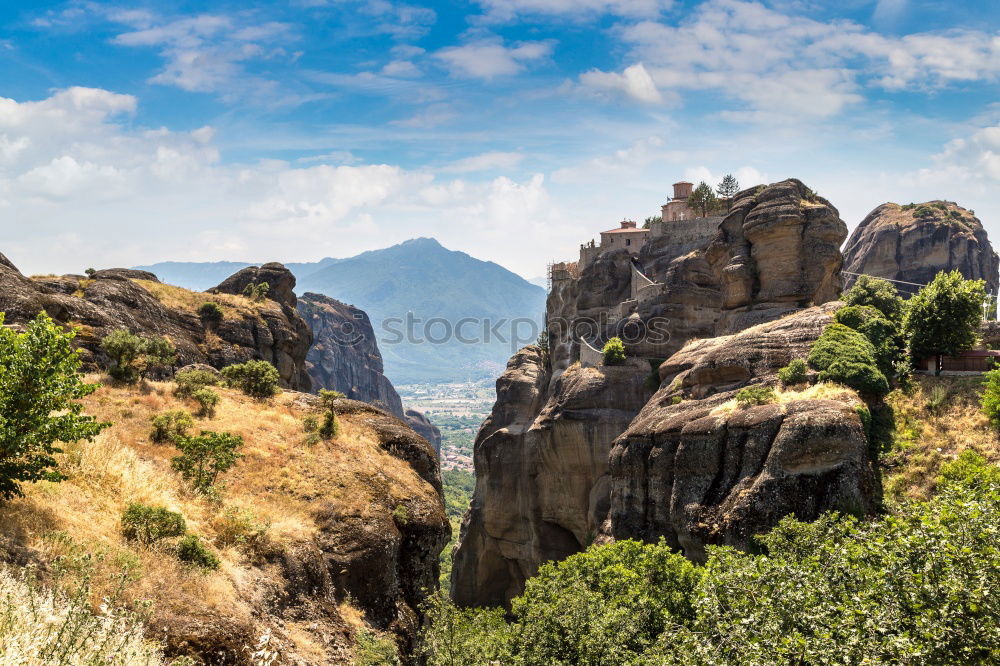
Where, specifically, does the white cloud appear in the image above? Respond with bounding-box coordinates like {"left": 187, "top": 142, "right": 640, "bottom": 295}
{"left": 608, "top": 0, "right": 1000, "bottom": 120}
{"left": 441, "top": 151, "right": 524, "bottom": 173}
{"left": 474, "top": 0, "right": 672, "bottom": 22}
{"left": 0, "top": 87, "right": 578, "bottom": 279}
{"left": 109, "top": 13, "right": 295, "bottom": 97}
{"left": 435, "top": 38, "right": 554, "bottom": 79}
{"left": 579, "top": 63, "right": 665, "bottom": 104}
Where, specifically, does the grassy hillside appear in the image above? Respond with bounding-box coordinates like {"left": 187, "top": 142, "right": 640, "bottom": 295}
{"left": 0, "top": 377, "right": 444, "bottom": 664}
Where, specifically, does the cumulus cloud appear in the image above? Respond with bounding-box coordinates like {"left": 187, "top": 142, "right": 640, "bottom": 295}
{"left": 0, "top": 87, "right": 578, "bottom": 278}
{"left": 605, "top": 0, "right": 1000, "bottom": 120}
{"left": 434, "top": 38, "right": 554, "bottom": 79}
{"left": 579, "top": 63, "right": 665, "bottom": 104}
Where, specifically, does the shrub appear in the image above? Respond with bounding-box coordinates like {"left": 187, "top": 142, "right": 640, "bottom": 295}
{"left": 808, "top": 324, "right": 889, "bottom": 396}
{"left": 242, "top": 281, "right": 269, "bottom": 303}
{"left": 423, "top": 472, "right": 1000, "bottom": 665}
{"left": 221, "top": 360, "right": 280, "bottom": 399}
{"left": 937, "top": 449, "right": 1000, "bottom": 491}
{"left": 212, "top": 506, "right": 269, "bottom": 549}
{"left": 835, "top": 305, "right": 902, "bottom": 377}
{"left": 302, "top": 414, "right": 319, "bottom": 432}
{"left": 354, "top": 629, "right": 401, "bottom": 666}
{"left": 150, "top": 410, "right": 194, "bottom": 444}
{"left": 120, "top": 503, "right": 186, "bottom": 545}
{"left": 319, "top": 388, "right": 346, "bottom": 408}
{"left": 176, "top": 535, "right": 220, "bottom": 570}
{"left": 197, "top": 302, "right": 224, "bottom": 326}
{"left": 602, "top": 337, "right": 626, "bottom": 366}
{"left": 171, "top": 431, "right": 243, "bottom": 493}
{"left": 392, "top": 504, "right": 410, "bottom": 526}
{"left": 100, "top": 329, "right": 176, "bottom": 382}
{"left": 981, "top": 367, "right": 1000, "bottom": 431}
{"left": 736, "top": 385, "right": 776, "bottom": 407}
{"left": 905, "top": 270, "right": 986, "bottom": 362}
{"left": 0, "top": 313, "right": 108, "bottom": 499}
{"left": 174, "top": 367, "right": 220, "bottom": 397}
{"left": 843, "top": 275, "right": 905, "bottom": 322}
{"left": 925, "top": 384, "right": 949, "bottom": 413}
{"left": 778, "top": 358, "right": 808, "bottom": 385}
{"left": 192, "top": 388, "right": 220, "bottom": 418}
{"left": 319, "top": 410, "right": 340, "bottom": 440}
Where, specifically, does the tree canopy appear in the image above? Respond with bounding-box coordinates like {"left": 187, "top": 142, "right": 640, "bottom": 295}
{"left": 0, "top": 312, "right": 109, "bottom": 498}
{"left": 905, "top": 270, "right": 986, "bottom": 361}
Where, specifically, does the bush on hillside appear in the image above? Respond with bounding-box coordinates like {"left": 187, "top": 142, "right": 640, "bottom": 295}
{"left": 843, "top": 275, "right": 905, "bottom": 324}
{"left": 354, "top": 630, "right": 401, "bottom": 666}
{"left": 174, "top": 367, "right": 220, "bottom": 397}
{"left": 171, "top": 430, "right": 243, "bottom": 493}
{"left": 120, "top": 503, "right": 186, "bottom": 545}
{"left": 221, "top": 360, "right": 280, "bottom": 399}
{"left": 736, "top": 385, "right": 776, "bottom": 407}
{"left": 197, "top": 302, "right": 224, "bottom": 326}
{"left": 422, "top": 470, "right": 1000, "bottom": 665}
{"left": 192, "top": 388, "right": 220, "bottom": 418}
{"left": 835, "top": 304, "right": 904, "bottom": 378}
{"left": 778, "top": 358, "right": 808, "bottom": 386}
{"left": 242, "top": 281, "right": 269, "bottom": 303}
{"left": 981, "top": 368, "right": 1000, "bottom": 431}
{"left": 100, "top": 329, "right": 177, "bottom": 383}
{"left": 807, "top": 323, "right": 889, "bottom": 396}
{"left": 0, "top": 312, "right": 109, "bottom": 499}
{"left": 150, "top": 410, "right": 194, "bottom": 444}
{"left": 319, "top": 410, "right": 340, "bottom": 440}
{"left": 602, "top": 337, "right": 626, "bottom": 366}
{"left": 905, "top": 270, "right": 986, "bottom": 362}
{"left": 319, "top": 389, "right": 346, "bottom": 408}
{"left": 176, "top": 535, "right": 220, "bottom": 570}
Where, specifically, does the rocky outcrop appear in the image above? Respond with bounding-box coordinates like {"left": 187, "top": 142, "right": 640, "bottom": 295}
{"left": 452, "top": 179, "right": 856, "bottom": 607}
{"left": 297, "top": 292, "right": 405, "bottom": 418}
{"left": 0, "top": 255, "right": 312, "bottom": 390}
{"left": 607, "top": 304, "right": 879, "bottom": 560}
{"left": 451, "top": 347, "right": 652, "bottom": 607}
{"left": 843, "top": 201, "right": 999, "bottom": 296}
{"left": 405, "top": 409, "right": 442, "bottom": 456}
{"left": 707, "top": 179, "right": 847, "bottom": 333}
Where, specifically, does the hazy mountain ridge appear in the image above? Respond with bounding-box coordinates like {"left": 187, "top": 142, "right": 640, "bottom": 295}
{"left": 137, "top": 238, "right": 546, "bottom": 384}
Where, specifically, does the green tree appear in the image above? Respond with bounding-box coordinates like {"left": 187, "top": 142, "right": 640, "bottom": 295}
{"left": 120, "top": 503, "right": 186, "bottom": 545}
{"left": 602, "top": 337, "right": 626, "bottom": 366}
{"left": 688, "top": 181, "right": 718, "bottom": 217}
{"left": 981, "top": 368, "right": 1000, "bottom": 431}
{"left": 642, "top": 215, "right": 662, "bottom": 229}
{"left": 221, "top": 360, "right": 280, "bottom": 399}
{"left": 716, "top": 174, "right": 739, "bottom": 210}
{"left": 905, "top": 270, "right": 986, "bottom": 366}
{"left": 843, "top": 274, "right": 905, "bottom": 323}
{"left": 807, "top": 323, "right": 889, "bottom": 396}
{"left": 242, "top": 281, "right": 269, "bottom": 303}
{"left": 100, "top": 329, "right": 176, "bottom": 382}
{"left": 171, "top": 430, "right": 243, "bottom": 493}
{"left": 0, "top": 312, "right": 109, "bottom": 499}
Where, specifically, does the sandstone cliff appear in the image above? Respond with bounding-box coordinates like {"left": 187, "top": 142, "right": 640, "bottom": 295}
{"left": 452, "top": 179, "right": 856, "bottom": 606}
{"left": 405, "top": 409, "right": 442, "bottom": 456}
{"left": 0, "top": 256, "right": 312, "bottom": 390}
{"left": 842, "top": 201, "right": 999, "bottom": 295}
{"left": 608, "top": 304, "right": 879, "bottom": 560}
{"left": 297, "top": 292, "right": 405, "bottom": 418}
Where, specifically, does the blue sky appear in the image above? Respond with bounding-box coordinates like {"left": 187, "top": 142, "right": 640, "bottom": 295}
{"left": 2, "top": 0, "right": 1000, "bottom": 278}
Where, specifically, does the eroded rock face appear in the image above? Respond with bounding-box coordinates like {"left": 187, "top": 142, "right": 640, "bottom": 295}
{"left": 843, "top": 201, "right": 1000, "bottom": 295}
{"left": 0, "top": 256, "right": 312, "bottom": 390}
{"left": 405, "top": 409, "right": 442, "bottom": 456}
{"left": 451, "top": 347, "right": 652, "bottom": 607}
{"left": 607, "top": 305, "right": 879, "bottom": 561}
{"left": 707, "top": 179, "right": 847, "bottom": 334}
{"left": 297, "top": 292, "right": 405, "bottom": 418}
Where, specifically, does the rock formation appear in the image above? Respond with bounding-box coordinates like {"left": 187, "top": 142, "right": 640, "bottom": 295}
{"left": 451, "top": 347, "right": 653, "bottom": 607}
{"left": 405, "top": 409, "right": 442, "bottom": 456}
{"left": 0, "top": 256, "right": 312, "bottom": 390}
{"left": 452, "top": 179, "right": 858, "bottom": 606}
{"left": 842, "top": 201, "right": 999, "bottom": 295}
{"left": 297, "top": 292, "right": 405, "bottom": 418}
{"left": 607, "top": 304, "right": 879, "bottom": 561}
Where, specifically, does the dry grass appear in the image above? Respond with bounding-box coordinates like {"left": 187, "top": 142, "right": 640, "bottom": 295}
{"left": 0, "top": 375, "right": 440, "bottom": 663}
{"left": 709, "top": 382, "right": 860, "bottom": 416}
{"left": 882, "top": 376, "right": 999, "bottom": 501}
{"left": 131, "top": 279, "right": 278, "bottom": 320}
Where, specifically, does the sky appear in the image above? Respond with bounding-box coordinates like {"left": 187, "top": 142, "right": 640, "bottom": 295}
{"left": 1, "top": 0, "right": 1000, "bottom": 279}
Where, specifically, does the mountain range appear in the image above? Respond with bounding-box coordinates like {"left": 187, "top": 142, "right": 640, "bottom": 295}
{"left": 136, "top": 238, "right": 546, "bottom": 384}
